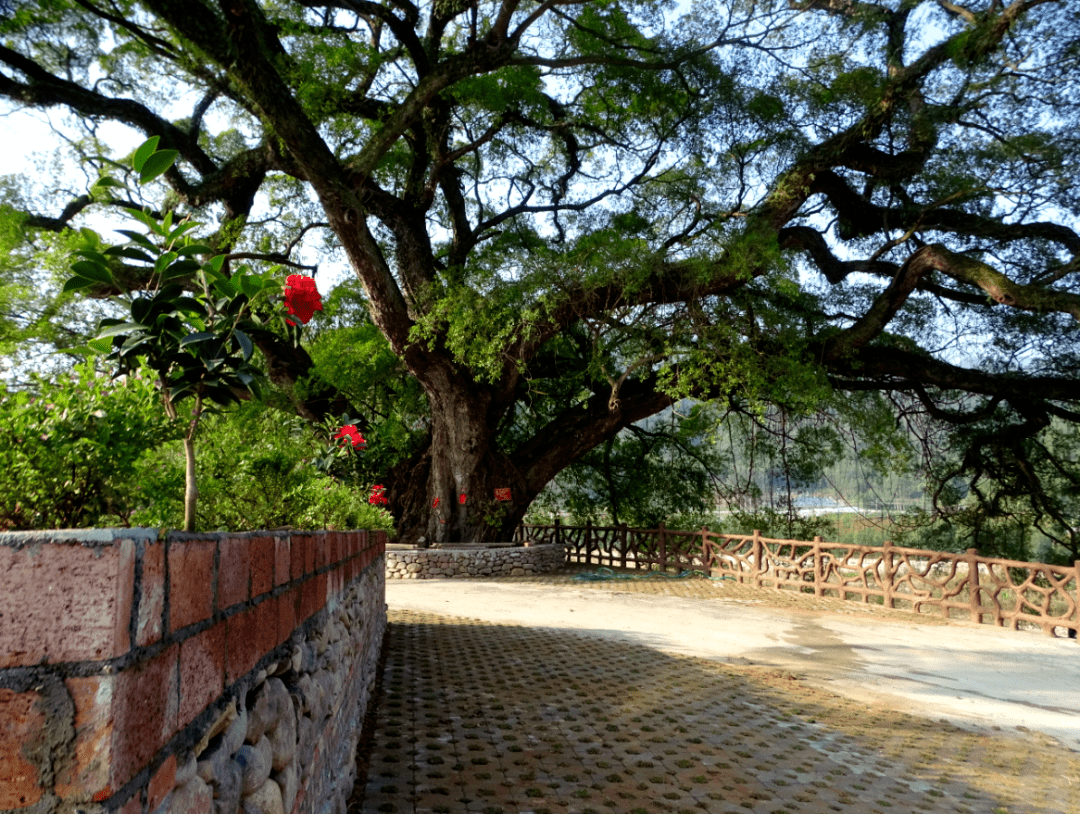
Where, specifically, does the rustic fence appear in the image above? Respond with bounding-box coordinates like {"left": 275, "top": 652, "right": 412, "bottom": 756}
{"left": 514, "top": 520, "right": 1080, "bottom": 638}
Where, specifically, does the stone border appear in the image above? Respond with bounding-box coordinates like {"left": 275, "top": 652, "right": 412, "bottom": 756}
{"left": 386, "top": 543, "right": 565, "bottom": 579}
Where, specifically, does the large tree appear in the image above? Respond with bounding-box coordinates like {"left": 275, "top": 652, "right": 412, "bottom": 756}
{"left": 2, "top": 0, "right": 1079, "bottom": 545}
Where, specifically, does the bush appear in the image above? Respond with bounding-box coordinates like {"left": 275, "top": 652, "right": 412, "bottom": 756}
{"left": 129, "top": 399, "right": 393, "bottom": 533}
{"left": 0, "top": 361, "right": 178, "bottom": 529}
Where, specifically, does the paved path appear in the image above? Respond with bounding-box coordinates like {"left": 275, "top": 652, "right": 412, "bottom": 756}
{"left": 351, "top": 571, "right": 1080, "bottom": 814}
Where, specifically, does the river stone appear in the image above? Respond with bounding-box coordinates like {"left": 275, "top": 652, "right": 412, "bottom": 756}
{"left": 235, "top": 735, "right": 273, "bottom": 797}
{"left": 246, "top": 682, "right": 273, "bottom": 744}
{"left": 264, "top": 678, "right": 291, "bottom": 729}
{"left": 223, "top": 704, "right": 249, "bottom": 756}
{"left": 272, "top": 762, "right": 298, "bottom": 814}
{"left": 197, "top": 740, "right": 229, "bottom": 785}
{"left": 268, "top": 704, "right": 297, "bottom": 771}
{"left": 241, "top": 777, "right": 284, "bottom": 814}
{"left": 213, "top": 758, "right": 242, "bottom": 814}
{"left": 169, "top": 775, "right": 213, "bottom": 814}
{"left": 176, "top": 752, "right": 198, "bottom": 788}
{"left": 297, "top": 715, "right": 316, "bottom": 773}
{"left": 295, "top": 674, "right": 314, "bottom": 715}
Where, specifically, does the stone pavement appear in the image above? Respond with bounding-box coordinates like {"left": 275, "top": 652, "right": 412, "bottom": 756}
{"left": 349, "top": 572, "right": 1080, "bottom": 814}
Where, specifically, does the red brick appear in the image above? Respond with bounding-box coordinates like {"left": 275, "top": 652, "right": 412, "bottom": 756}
{"left": 290, "top": 534, "right": 305, "bottom": 581}
{"left": 169, "top": 540, "right": 215, "bottom": 632}
{"left": 111, "top": 646, "right": 179, "bottom": 789}
{"left": 254, "top": 598, "right": 277, "bottom": 658}
{"left": 278, "top": 588, "right": 299, "bottom": 645}
{"left": 179, "top": 623, "right": 226, "bottom": 728}
{"left": 227, "top": 601, "right": 274, "bottom": 685}
{"left": 0, "top": 689, "right": 46, "bottom": 808}
{"left": 300, "top": 573, "right": 327, "bottom": 622}
{"left": 147, "top": 753, "right": 176, "bottom": 812}
{"left": 56, "top": 676, "right": 114, "bottom": 799}
{"left": 314, "top": 533, "right": 328, "bottom": 570}
{"left": 250, "top": 536, "right": 274, "bottom": 598}
{"left": 138, "top": 538, "right": 166, "bottom": 647}
{"left": 304, "top": 534, "right": 316, "bottom": 575}
{"left": 274, "top": 536, "right": 291, "bottom": 587}
{"left": 0, "top": 540, "right": 134, "bottom": 667}
{"left": 217, "top": 537, "right": 249, "bottom": 611}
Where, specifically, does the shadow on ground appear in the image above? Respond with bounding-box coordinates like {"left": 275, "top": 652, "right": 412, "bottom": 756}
{"left": 349, "top": 609, "right": 1077, "bottom": 814}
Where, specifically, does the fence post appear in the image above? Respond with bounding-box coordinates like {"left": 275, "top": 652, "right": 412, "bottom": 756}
{"left": 813, "top": 536, "right": 823, "bottom": 597}
{"left": 1073, "top": 561, "right": 1080, "bottom": 638}
{"left": 966, "top": 548, "right": 981, "bottom": 624}
{"left": 701, "top": 526, "right": 710, "bottom": 575}
{"left": 585, "top": 519, "right": 593, "bottom": 566}
{"left": 752, "top": 529, "right": 762, "bottom": 588}
{"left": 658, "top": 522, "right": 667, "bottom": 573}
{"left": 554, "top": 517, "right": 561, "bottom": 549}
{"left": 882, "top": 540, "right": 894, "bottom": 610}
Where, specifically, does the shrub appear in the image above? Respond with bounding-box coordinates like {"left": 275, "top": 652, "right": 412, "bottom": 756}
{"left": 0, "top": 361, "right": 178, "bottom": 529}
{"left": 129, "top": 399, "right": 393, "bottom": 533}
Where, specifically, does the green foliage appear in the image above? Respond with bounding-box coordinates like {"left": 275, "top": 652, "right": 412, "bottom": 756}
{"left": 719, "top": 506, "right": 836, "bottom": 543}
{"left": 529, "top": 404, "right": 727, "bottom": 530}
{"left": 129, "top": 399, "right": 392, "bottom": 533}
{"left": 0, "top": 361, "right": 178, "bottom": 530}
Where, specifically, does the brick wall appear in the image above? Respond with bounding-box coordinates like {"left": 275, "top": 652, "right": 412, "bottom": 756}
{"left": 0, "top": 528, "right": 386, "bottom": 814}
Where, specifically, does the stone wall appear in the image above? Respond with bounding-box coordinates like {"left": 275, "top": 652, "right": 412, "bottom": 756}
{"left": 386, "top": 543, "right": 564, "bottom": 579}
{"left": 0, "top": 528, "right": 386, "bottom": 814}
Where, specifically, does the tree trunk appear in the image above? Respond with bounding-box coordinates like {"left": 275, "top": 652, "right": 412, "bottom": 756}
{"left": 389, "top": 387, "right": 530, "bottom": 546}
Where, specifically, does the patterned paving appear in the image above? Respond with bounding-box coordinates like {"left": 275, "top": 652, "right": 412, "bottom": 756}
{"left": 350, "top": 575, "right": 1079, "bottom": 814}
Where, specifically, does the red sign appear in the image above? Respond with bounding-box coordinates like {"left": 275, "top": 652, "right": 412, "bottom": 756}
{"left": 494, "top": 488, "right": 511, "bottom": 501}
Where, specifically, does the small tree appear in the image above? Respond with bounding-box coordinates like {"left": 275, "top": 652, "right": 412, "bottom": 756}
{"left": 65, "top": 139, "right": 314, "bottom": 531}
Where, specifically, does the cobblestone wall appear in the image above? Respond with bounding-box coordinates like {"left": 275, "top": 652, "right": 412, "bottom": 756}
{"left": 386, "top": 543, "right": 564, "bottom": 579}
{"left": 0, "top": 528, "right": 386, "bottom": 814}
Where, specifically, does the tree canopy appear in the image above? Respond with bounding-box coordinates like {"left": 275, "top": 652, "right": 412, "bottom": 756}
{"left": 2, "top": 0, "right": 1080, "bottom": 548}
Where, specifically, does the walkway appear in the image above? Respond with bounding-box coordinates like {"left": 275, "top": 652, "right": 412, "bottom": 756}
{"left": 351, "top": 571, "right": 1080, "bottom": 814}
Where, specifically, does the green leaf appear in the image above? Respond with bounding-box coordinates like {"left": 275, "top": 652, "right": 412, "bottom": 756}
{"left": 140, "top": 150, "right": 179, "bottom": 183}
{"left": 97, "top": 322, "right": 148, "bottom": 339}
{"left": 166, "top": 221, "right": 200, "bottom": 244}
{"left": 71, "top": 260, "right": 114, "bottom": 284}
{"left": 115, "top": 229, "right": 159, "bottom": 250}
{"left": 154, "top": 251, "right": 179, "bottom": 276}
{"left": 160, "top": 258, "right": 200, "bottom": 282}
{"left": 233, "top": 328, "right": 253, "bottom": 361}
{"left": 62, "top": 276, "right": 97, "bottom": 294}
{"left": 104, "top": 246, "right": 156, "bottom": 263}
{"left": 176, "top": 243, "right": 215, "bottom": 258}
{"left": 131, "top": 298, "right": 153, "bottom": 324}
{"left": 211, "top": 276, "right": 238, "bottom": 298}
{"left": 132, "top": 137, "right": 161, "bottom": 173}
{"left": 92, "top": 176, "right": 127, "bottom": 189}
{"left": 239, "top": 274, "right": 264, "bottom": 299}
{"left": 179, "top": 331, "right": 218, "bottom": 347}
{"left": 172, "top": 297, "right": 207, "bottom": 316}
{"left": 131, "top": 208, "right": 165, "bottom": 236}
{"left": 203, "top": 255, "right": 226, "bottom": 275}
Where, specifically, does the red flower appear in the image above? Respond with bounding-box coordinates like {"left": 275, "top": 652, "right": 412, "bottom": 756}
{"left": 368, "top": 484, "right": 388, "bottom": 506}
{"left": 459, "top": 493, "right": 467, "bottom": 504}
{"left": 333, "top": 424, "right": 366, "bottom": 449}
{"left": 284, "top": 274, "right": 323, "bottom": 325}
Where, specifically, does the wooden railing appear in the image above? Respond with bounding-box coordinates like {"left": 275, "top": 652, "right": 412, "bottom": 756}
{"left": 515, "top": 520, "right": 1080, "bottom": 638}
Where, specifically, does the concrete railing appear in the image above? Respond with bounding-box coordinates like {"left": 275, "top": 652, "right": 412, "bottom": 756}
{"left": 0, "top": 527, "right": 386, "bottom": 814}
{"left": 519, "top": 521, "right": 1080, "bottom": 638}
